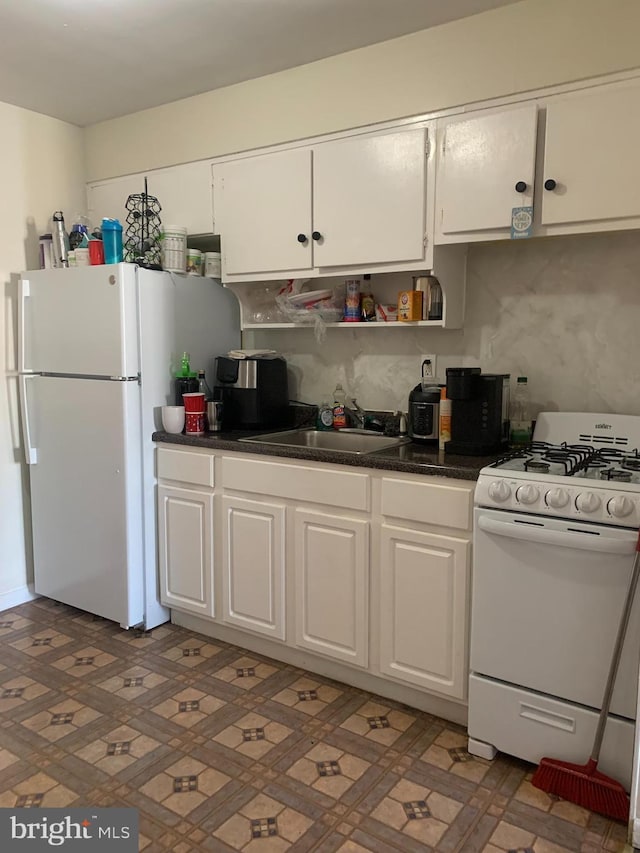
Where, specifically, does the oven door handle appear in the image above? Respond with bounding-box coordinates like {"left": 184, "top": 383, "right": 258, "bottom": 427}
{"left": 477, "top": 515, "right": 636, "bottom": 554}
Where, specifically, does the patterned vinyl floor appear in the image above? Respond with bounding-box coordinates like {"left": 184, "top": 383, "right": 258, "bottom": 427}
{"left": 0, "top": 599, "right": 629, "bottom": 852}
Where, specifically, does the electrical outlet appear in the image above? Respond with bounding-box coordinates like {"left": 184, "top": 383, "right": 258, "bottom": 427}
{"left": 420, "top": 354, "right": 437, "bottom": 381}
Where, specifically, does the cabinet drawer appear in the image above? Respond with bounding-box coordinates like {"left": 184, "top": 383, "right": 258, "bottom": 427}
{"left": 157, "top": 447, "right": 215, "bottom": 488}
{"left": 381, "top": 477, "right": 472, "bottom": 530}
{"left": 222, "top": 456, "right": 369, "bottom": 511}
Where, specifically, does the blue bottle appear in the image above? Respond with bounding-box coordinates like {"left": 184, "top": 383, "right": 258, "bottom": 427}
{"left": 101, "top": 218, "right": 124, "bottom": 264}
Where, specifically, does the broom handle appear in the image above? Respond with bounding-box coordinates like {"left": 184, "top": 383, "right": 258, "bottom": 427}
{"left": 591, "top": 530, "right": 640, "bottom": 762}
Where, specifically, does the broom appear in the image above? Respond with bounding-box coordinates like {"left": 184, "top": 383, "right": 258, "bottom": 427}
{"left": 531, "top": 528, "right": 640, "bottom": 821}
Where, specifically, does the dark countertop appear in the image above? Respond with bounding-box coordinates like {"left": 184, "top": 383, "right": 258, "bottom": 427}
{"left": 152, "top": 429, "right": 499, "bottom": 481}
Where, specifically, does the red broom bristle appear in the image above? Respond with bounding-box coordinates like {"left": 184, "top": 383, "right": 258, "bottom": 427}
{"left": 532, "top": 758, "right": 630, "bottom": 822}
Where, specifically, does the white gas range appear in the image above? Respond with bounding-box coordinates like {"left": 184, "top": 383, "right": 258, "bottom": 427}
{"left": 468, "top": 412, "right": 640, "bottom": 811}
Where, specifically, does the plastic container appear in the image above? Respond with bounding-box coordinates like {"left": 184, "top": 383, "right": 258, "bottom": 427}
{"left": 204, "top": 252, "right": 222, "bottom": 278}
{"left": 316, "top": 400, "right": 334, "bottom": 430}
{"left": 186, "top": 248, "right": 203, "bottom": 276}
{"left": 332, "top": 383, "right": 347, "bottom": 429}
{"left": 101, "top": 218, "right": 124, "bottom": 264}
{"left": 439, "top": 387, "right": 452, "bottom": 451}
{"left": 344, "top": 279, "right": 361, "bottom": 322}
{"left": 510, "top": 376, "right": 532, "bottom": 445}
{"left": 161, "top": 225, "right": 187, "bottom": 273}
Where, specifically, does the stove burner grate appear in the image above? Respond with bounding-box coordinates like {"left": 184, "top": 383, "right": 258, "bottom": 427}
{"left": 525, "top": 459, "right": 551, "bottom": 473}
{"left": 600, "top": 468, "right": 633, "bottom": 482}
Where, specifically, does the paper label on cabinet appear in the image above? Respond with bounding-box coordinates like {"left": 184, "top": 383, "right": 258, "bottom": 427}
{"left": 511, "top": 206, "right": 533, "bottom": 239}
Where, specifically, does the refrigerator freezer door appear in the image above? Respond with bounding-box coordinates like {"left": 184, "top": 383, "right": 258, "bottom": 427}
{"left": 27, "top": 375, "right": 144, "bottom": 627}
{"left": 22, "top": 264, "right": 139, "bottom": 377}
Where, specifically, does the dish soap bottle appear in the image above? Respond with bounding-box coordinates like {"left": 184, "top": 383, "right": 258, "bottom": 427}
{"left": 317, "top": 398, "right": 334, "bottom": 431}
{"left": 510, "top": 376, "right": 532, "bottom": 446}
{"left": 332, "top": 383, "right": 347, "bottom": 429}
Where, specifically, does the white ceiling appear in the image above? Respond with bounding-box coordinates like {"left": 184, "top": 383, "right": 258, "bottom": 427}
{"left": 0, "top": 0, "right": 521, "bottom": 126}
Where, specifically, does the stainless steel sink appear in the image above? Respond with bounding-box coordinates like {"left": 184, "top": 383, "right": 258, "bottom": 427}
{"left": 238, "top": 428, "right": 411, "bottom": 455}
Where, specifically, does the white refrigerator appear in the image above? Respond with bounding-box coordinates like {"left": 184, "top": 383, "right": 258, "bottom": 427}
{"left": 18, "top": 263, "right": 240, "bottom": 629}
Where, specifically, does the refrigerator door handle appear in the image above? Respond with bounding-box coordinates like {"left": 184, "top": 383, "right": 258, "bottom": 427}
{"left": 18, "top": 374, "right": 38, "bottom": 465}
{"left": 18, "top": 278, "right": 31, "bottom": 374}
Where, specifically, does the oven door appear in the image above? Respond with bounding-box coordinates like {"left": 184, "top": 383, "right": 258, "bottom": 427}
{"left": 472, "top": 507, "right": 640, "bottom": 719}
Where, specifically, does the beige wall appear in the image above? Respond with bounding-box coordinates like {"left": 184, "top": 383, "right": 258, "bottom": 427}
{"left": 86, "top": 0, "right": 640, "bottom": 181}
{"left": 1, "top": 101, "right": 85, "bottom": 604}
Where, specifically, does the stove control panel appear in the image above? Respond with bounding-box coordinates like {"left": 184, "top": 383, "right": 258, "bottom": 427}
{"left": 475, "top": 474, "right": 640, "bottom": 528}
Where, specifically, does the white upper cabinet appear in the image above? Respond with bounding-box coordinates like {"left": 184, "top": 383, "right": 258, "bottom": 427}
{"left": 436, "top": 81, "right": 640, "bottom": 243}
{"left": 213, "top": 125, "right": 434, "bottom": 282}
{"left": 436, "top": 105, "right": 538, "bottom": 237}
{"left": 540, "top": 86, "right": 640, "bottom": 228}
{"left": 88, "top": 160, "right": 214, "bottom": 235}
{"left": 313, "top": 129, "right": 428, "bottom": 268}
{"left": 213, "top": 148, "right": 313, "bottom": 276}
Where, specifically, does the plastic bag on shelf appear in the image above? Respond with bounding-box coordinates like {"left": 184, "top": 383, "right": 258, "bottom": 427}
{"left": 276, "top": 282, "right": 345, "bottom": 343}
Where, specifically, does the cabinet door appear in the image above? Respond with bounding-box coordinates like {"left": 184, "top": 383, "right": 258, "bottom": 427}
{"left": 88, "top": 162, "right": 213, "bottom": 235}
{"left": 541, "top": 86, "right": 640, "bottom": 226}
{"left": 437, "top": 105, "right": 538, "bottom": 235}
{"left": 145, "top": 162, "right": 214, "bottom": 234}
{"left": 222, "top": 495, "right": 286, "bottom": 639}
{"left": 294, "top": 509, "right": 369, "bottom": 667}
{"left": 313, "top": 128, "right": 428, "bottom": 267}
{"left": 157, "top": 485, "right": 214, "bottom": 617}
{"left": 88, "top": 173, "right": 145, "bottom": 226}
{"left": 379, "top": 524, "right": 470, "bottom": 699}
{"left": 214, "top": 149, "right": 313, "bottom": 276}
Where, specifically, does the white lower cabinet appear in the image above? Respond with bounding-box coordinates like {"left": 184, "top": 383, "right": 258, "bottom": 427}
{"left": 158, "top": 485, "right": 214, "bottom": 617}
{"left": 222, "top": 495, "right": 286, "bottom": 640}
{"left": 293, "top": 509, "right": 369, "bottom": 667}
{"left": 156, "top": 445, "right": 474, "bottom": 710}
{"left": 378, "top": 524, "right": 470, "bottom": 700}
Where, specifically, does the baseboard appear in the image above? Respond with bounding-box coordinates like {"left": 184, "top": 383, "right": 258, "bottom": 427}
{"left": 0, "top": 585, "right": 39, "bottom": 612}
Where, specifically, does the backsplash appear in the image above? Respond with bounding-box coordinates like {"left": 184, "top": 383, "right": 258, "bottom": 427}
{"left": 246, "top": 231, "right": 640, "bottom": 418}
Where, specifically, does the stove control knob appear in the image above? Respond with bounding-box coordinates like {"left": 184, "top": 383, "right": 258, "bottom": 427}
{"left": 575, "top": 491, "right": 601, "bottom": 513}
{"left": 488, "top": 481, "right": 511, "bottom": 502}
{"left": 607, "top": 495, "right": 634, "bottom": 518}
{"left": 516, "top": 484, "right": 539, "bottom": 504}
{"left": 545, "top": 488, "right": 570, "bottom": 509}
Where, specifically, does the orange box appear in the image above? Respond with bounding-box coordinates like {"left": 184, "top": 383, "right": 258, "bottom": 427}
{"left": 397, "top": 290, "right": 423, "bottom": 321}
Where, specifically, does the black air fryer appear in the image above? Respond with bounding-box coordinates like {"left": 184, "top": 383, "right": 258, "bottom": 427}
{"left": 445, "top": 367, "right": 510, "bottom": 455}
{"left": 214, "top": 355, "right": 289, "bottom": 429}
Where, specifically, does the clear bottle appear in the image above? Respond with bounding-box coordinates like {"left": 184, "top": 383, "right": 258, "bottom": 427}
{"left": 197, "top": 369, "right": 213, "bottom": 402}
{"left": 332, "top": 383, "right": 347, "bottom": 429}
{"left": 510, "top": 376, "right": 532, "bottom": 446}
{"left": 317, "top": 399, "right": 334, "bottom": 431}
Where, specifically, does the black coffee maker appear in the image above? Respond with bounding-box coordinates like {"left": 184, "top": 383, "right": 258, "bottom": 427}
{"left": 445, "top": 367, "right": 510, "bottom": 455}
{"left": 214, "top": 355, "right": 289, "bottom": 429}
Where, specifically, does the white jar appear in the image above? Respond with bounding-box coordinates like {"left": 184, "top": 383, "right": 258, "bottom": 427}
{"left": 204, "top": 251, "right": 221, "bottom": 279}
{"left": 161, "top": 225, "right": 187, "bottom": 273}
{"left": 186, "top": 248, "right": 203, "bottom": 276}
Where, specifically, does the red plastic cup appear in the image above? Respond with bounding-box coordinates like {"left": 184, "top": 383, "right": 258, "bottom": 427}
{"left": 88, "top": 240, "right": 105, "bottom": 265}
{"left": 185, "top": 411, "right": 205, "bottom": 435}
{"left": 182, "top": 392, "right": 205, "bottom": 413}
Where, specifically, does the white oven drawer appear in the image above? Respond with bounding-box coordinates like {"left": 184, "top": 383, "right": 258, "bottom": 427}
{"left": 471, "top": 507, "right": 640, "bottom": 718}
{"left": 468, "top": 674, "right": 634, "bottom": 790}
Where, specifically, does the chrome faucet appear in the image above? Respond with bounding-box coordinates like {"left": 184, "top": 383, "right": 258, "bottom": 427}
{"left": 345, "top": 398, "right": 367, "bottom": 429}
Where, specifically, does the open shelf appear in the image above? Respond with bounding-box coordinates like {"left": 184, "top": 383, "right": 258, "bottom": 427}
{"left": 242, "top": 320, "right": 447, "bottom": 330}
{"left": 225, "top": 245, "right": 467, "bottom": 331}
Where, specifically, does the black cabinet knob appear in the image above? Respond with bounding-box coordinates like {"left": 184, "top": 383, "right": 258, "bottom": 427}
{"left": 515, "top": 181, "right": 527, "bottom": 193}
{"left": 312, "top": 231, "right": 322, "bottom": 241}
{"left": 544, "top": 178, "right": 557, "bottom": 191}
{"left": 297, "top": 233, "right": 307, "bottom": 243}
